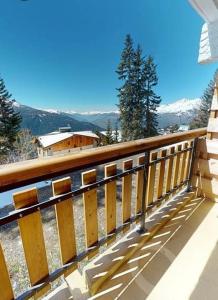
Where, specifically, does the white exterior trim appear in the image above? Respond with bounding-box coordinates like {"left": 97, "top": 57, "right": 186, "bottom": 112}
{"left": 189, "top": 0, "right": 218, "bottom": 63}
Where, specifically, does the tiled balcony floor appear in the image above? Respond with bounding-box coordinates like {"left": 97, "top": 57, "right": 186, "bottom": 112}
{"left": 46, "top": 195, "right": 218, "bottom": 300}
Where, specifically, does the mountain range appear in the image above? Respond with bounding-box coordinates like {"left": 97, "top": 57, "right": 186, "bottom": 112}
{"left": 13, "top": 102, "right": 103, "bottom": 135}
{"left": 13, "top": 98, "right": 201, "bottom": 136}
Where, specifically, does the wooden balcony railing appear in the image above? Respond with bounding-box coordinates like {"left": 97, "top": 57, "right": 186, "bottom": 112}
{"left": 0, "top": 128, "right": 206, "bottom": 300}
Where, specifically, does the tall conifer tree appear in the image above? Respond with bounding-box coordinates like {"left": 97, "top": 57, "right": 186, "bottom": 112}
{"left": 190, "top": 70, "right": 218, "bottom": 129}
{"left": 142, "top": 56, "right": 161, "bottom": 137}
{"left": 0, "top": 77, "right": 22, "bottom": 158}
{"left": 116, "top": 34, "right": 135, "bottom": 141}
{"left": 131, "top": 44, "right": 145, "bottom": 139}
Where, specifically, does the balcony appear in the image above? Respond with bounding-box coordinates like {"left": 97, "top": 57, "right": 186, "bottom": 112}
{"left": 1, "top": 126, "right": 218, "bottom": 300}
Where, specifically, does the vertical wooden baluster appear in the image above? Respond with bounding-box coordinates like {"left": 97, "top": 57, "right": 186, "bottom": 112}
{"left": 0, "top": 242, "right": 14, "bottom": 300}
{"left": 173, "top": 144, "right": 182, "bottom": 191}
{"left": 122, "top": 159, "right": 133, "bottom": 232}
{"left": 179, "top": 142, "right": 188, "bottom": 185}
{"left": 105, "top": 164, "right": 117, "bottom": 244}
{"left": 146, "top": 152, "right": 158, "bottom": 208}
{"left": 82, "top": 170, "right": 98, "bottom": 258}
{"left": 184, "top": 141, "right": 193, "bottom": 181}
{"left": 165, "top": 146, "right": 175, "bottom": 200}
{"left": 13, "top": 188, "right": 50, "bottom": 299}
{"left": 52, "top": 177, "right": 77, "bottom": 277}
{"left": 156, "top": 149, "right": 167, "bottom": 205}
{"left": 135, "top": 156, "right": 145, "bottom": 218}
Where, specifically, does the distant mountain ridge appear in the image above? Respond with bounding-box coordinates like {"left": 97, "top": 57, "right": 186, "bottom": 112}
{"left": 42, "top": 98, "right": 200, "bottom": 129}
{"left": 13, "top": 103, "right": 103, "bottom": 135}
{"left": 13, "top": 98, "right": 201, "bottom": 135}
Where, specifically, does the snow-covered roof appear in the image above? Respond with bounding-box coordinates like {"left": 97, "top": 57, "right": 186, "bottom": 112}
{"left": 178, "top": 125, "right": 189, "bottom": 131}
{"left": 38, "top": 131, "right": 98, "bottom": 148}
{"left": 73, "top": 131, "right": 99, "bottom": 139}
{"left": 189, "top": 0, "right": 218, "bottom": 63}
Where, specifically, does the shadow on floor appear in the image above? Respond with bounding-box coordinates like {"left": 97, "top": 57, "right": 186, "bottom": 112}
{"left": 90, "top": 196, "right": 214, "bottom": 300}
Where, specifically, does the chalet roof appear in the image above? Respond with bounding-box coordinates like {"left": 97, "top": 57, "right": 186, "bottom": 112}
{"left": 37, "top": 131, "right": 99, "bottom": 148}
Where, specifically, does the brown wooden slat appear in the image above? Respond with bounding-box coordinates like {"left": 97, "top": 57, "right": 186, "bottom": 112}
{"left": 13, "top": 188, "right": 50, "bottom": 299}
{"left": 122, "top": 160, "right": 133, "bottom": 229}
{"left": 184, "top": 141, "right": 192, "bottom": 180}
{"left": 179, "top": 142, "right": 188, "bottom": 184}
{"left": 0, "top": 242, "right": 14, "bottom": 300}
{"left": 173, "top": 144, "right": 182, "bottom": 189}
{"left": 165, "top": 146, "right": 175, "bottom": 197}
{"left": 157, "top": 149, "right": 167, "bottom": 201}
{"left": 146, "top": 152, "right": 158, "bottom": 206}
{"left": 135, "top": 156, "right": 145, "bottom": 216}
{"left": 105, "top": 164, "right": 117, "bottom": 236}
{"left": 0, "top": 128, "right": 206, "bottom": 192}
{"left": 52, "top": 177, "right": 77, "bottom": 277}
{"left": 82, "top": 169, "right": 98, "bottom": 258}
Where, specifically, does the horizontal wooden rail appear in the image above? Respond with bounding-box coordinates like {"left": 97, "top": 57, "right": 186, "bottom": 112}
{"left": 0, "top": 128, "right": 206, "bottom": 192}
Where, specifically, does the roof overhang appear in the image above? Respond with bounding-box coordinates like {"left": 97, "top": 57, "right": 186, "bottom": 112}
{"left": 189, "top": 0, "right": 218, "bottom": 63}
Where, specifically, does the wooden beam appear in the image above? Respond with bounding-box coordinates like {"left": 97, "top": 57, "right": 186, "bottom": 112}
{"left": 146, "top": 152, "right": 158, "bottom": 206}
{"left": 82, "top": 169, "right": 98, "bottom": 258}
{"left": 52, "top": 177, "right": 77, "bottom": 277}
{"left": 157, "top": 149, "right": 167, "bottom": 201}
{"left": 0, "top": 128, "right": 207, "bottom": 192}
{"left": 135, "top": 156, "right": 145, "bottom": 216}
{"left": 0, "top": 243, "right": 14, "bottom": 300}
{"left": 122, "top": 160, "right": 133, "bottom": 231}
{"left": 13, "top": 188, "right": 50, "bottom": 299}
{"left": 105, "top": 164, "right": 117, "bottom": 237}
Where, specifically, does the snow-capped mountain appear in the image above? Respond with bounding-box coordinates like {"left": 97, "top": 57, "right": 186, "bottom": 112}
{"left": 157, "top": 98, "right": 201, "bottom": 114}
{"left": 50, "top": 98, "right": 201, "bottom": 129}
{"left": 12, "top": 98, "right": 201, "bottom": 135}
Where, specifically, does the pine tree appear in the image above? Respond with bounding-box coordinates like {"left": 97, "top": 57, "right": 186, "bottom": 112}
{"left": 190, "top": 70, "right": 218, "bottom": 129}
{"left": 0, "top": 77, "right": 22, "bottom": 159}
{"left": 116, "top": 34, "right": 135, "bottom": 141}
{"left": 142, "top": 56, "right": 161, "bottom": 137}
{"left": 105, "top": 120, "right": 114, "bottom": 145}
{"left": 113, "top": 122, "right": 119, "bottom": 143}
{"left": 131, "top": 44, "right": 145, "bottom": 139}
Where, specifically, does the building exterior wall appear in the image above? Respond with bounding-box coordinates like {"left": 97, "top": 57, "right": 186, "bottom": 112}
{"left": 38, "top": 135, "right": 98, "bottom": 157}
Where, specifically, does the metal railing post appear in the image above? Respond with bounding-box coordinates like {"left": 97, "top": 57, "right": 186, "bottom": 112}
{"left": 186, "top": 137, "right": 198, "bottom": 192}
{"left": 138, "top": 150, "right": 150, "bottom": 233}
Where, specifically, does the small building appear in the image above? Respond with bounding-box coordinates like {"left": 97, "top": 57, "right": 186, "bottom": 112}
{"left": 36, "top": 128, "right": 99, "bottom": 157}
{"left": 178, "top": 124, "right": 189, "bottom": 132}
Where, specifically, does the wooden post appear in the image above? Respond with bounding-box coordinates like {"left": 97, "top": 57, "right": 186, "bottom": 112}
{"left": 122, "top": 160, "right": 133, "bottom": 231}
{"left": 82, "top": 169, "right": 98, "bottom": 258}
{"left": 179, "top": 142, "right": 188, "bottom": 184}
{"left": 105, "top": 164, "right": 117, "bottom": 239}
{"left": 146, "top": 152, "right": 158, "bottom": 206}
{"left": 0, "top": 242, "right": 14, "bottom": 300}
{"left": 173, "top": 144, "right": 182, "bottom": 189}
{"left": 135, "top": 156, "right": 145, "bottom": 216}
{"left": 52, "top": 177, "right": 77, "bottom": 276}
{"left": 156, "top": 149, "right": 167, "bottom": 202}
{"left": 165, "top": 146, "right": 175, "bottom": 199}
{"left": 207, "top": 83, "right": 218, "bottom": 139}
{"left": 13, "top": 188, "right": 50, "bottom": 299}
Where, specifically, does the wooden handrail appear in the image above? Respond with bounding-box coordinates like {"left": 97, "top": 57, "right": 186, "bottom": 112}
{"left": 0, "top": 128, "right": 207, "bottom": 192}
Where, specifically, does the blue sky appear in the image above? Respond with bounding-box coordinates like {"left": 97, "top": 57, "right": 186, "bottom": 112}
{"left": 0, "top": 0, "right": 217, "bottom": 112}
